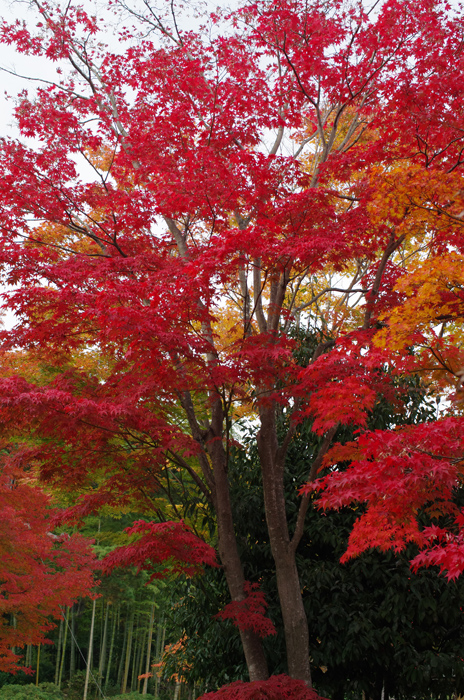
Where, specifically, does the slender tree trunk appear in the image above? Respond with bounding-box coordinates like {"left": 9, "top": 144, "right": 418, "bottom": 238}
{"left": 98, "top": 602, "right": 110, "bottom": 683}
{"left": 83, "top": 598, "right": 97, "bottom": 700}
{"left": 136, "top": 623, "right": 147, "bottom": 691}
{"left": 58, "top": 607, "right": 69, "bottom": 688}
{"left": 117, "top": 608, "right": 128, "bottom": 689}
{"left": 70, "top": 604, "right": 76, "bottom": 677}
{"left": 154, "top": 618, "right": 166, "bottom": 699}
{"left": 122, "top": 607, "right": 135, "bottom": 694}
{"left": 257, "top": 405, "right": 311, "bottom": 685}
{"left": 131, "top": 610, "right": 141, "bottom": 691}
{"left": 11, "top": 615, "right": 16, "bottom": 658}
{"left": 105, "top": 603, "right": 118, "bottom": 691}
{"left": 142, "top": 599, "right": 156, "bottom": 695}
{"left": 55, "top": 616, "right": 64, "bottom": 685}
{"left": 36, "top": 644, "right": 41, "bottom": 686}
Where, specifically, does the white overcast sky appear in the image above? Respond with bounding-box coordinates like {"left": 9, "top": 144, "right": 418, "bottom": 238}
{"left": 0, "top": 0, "right": 216, "bottom": 138}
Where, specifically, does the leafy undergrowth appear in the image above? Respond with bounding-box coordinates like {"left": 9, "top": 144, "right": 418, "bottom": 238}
{"left": 0, "top": 683, "right": 63, "bottom": 699}
{"left": 199, "top": 674, "right": 328, "bottom": 700}
{"left": 0, "top": 684, "right": 165, "bottom": 700}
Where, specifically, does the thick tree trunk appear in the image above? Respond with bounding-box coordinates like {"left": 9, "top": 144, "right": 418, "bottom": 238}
{"left": 207, "top": 399, "right": 269, "bottom": 682}
{"left": 257, "top": 405, "right": 312, "bottom": 685}
{"left": 214, "top": 460, "right": 269, "bottom": 680}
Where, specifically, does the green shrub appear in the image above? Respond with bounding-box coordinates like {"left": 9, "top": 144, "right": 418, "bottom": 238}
{"left": 110, "top": 694, "right": 157, "bottom": 700}
{"left": 110, "top": 693, "right": 157, "bottom": 700}
{"left": 0, "top": 682, "right": 64, "bottom": 700}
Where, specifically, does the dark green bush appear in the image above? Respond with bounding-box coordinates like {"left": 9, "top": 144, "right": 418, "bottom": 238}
{"left": 0, "top": 682, "right": 63, "bottom": 700}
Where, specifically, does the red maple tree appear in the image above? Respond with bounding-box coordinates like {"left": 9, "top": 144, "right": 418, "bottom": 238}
{"left": 0, "top": 468, "right": 97, "bottom": 673}
{"left": 0, "top": 0, "right": 463, "bottom": 688}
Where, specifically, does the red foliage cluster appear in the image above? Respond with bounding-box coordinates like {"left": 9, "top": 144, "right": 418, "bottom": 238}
{"left": 0, "top": 472, "right": 97, "bottom": 673}
{"left": 198, "top": 674, "right": 327, "bottom": 700}
{"left": 305, "top": 417, "right": 464, "bottom": 579}
{"left": 103, "top": 520, "right": 217, "bottom": 580}
{"left": 216, "top": 582, "right": 276, "bottom": 638}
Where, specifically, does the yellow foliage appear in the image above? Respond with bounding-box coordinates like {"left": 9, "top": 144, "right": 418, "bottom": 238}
{"left": 375, "top": 252, "right": 464, "bottom": 390}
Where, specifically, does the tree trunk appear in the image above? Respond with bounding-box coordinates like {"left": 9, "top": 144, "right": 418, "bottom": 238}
{"left": 105, "top": 603, "right": 118, "bottom": 691}
{"left": 54, "top": 616, "right": 63, "bottom": 685}
{"left": 122, "top": 606, "right": 135, "bottom": 694}
{"left": 11, "top": 615, "right": 16, "bottom": 658}
{"left": 98, "top": 602, "right": 110, "bottom": 683}
{"left": 154, "top": 618, "right": 166, "bottom": 699}
{"left": 83, "top": 598, "right": 97, "bottom": 700}
{"left": 58, "top": 607, "right": 69, "bottom": 688}
{"left": 257, "top": 405, "right": 311, "bottom": 685}
{"left": 142, "top": 599, "right": 156, "bottom": 695}
{"left": 70, "top": 604, "right": 76, "bottom": 677}
{"left": 131, "top": 609, "right": 142, "bottom": 690}
{"left": 136, "top": 624, "right": 147, "bottom": 692}
{"left": 35, "top": 644, "right": 41, "bottom": 686}
{"left": 117, "top": 608, "right": 128, "bottom": 689}
{"left": 206, "top": 399, "right": 269, "bottom": 682}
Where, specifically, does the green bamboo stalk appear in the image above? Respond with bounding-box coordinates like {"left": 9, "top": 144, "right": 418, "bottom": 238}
{"left": 83, "top": 598, "right": 97, "bottom": 700}
{"left": 117, "top": 607, "right": 128, "bottom": 689}
{"left": 131, "top": 609, "right": 141, "bottom": 691}
{"left": 35, "top": 644, "right": 41, "bottom": 687}
{"left": 70, "top": 604, "right": 76, "bottom": 678}
{"left": 136, "top": 625, "right": 147, "bottom": 692}
{"left": 54, "top": 616, "right": 64, "bottom": 685}
{"left": 98, "top": 601, "right": 110, "bottom": 683}
{"left": 105, "top": 603, "right": 118, "bottom": 691}
{"left": 154, "top": 617, "right": 166, "bottom": 700}
{"left": 142, "top": 599, "right": 156, "bottom": 696}
{"left": 11, "top": 615, "right": 17, "bottom": 658}
{"left": 121, "top": 607, "right": 135, "bottom": 694}
{"left": 58, "top": 607, "right": 69, "bottom": 688}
